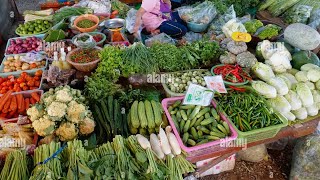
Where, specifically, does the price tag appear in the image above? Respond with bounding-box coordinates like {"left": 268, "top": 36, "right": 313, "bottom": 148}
{"left": 183, "top": 83, "right": 214, "bottom": 106}
{"left": 204, "top": 76, "right": 227, "bottom": 93}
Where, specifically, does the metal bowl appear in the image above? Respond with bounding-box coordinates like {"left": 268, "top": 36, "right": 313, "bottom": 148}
{"left": 104, "top": 18, "right": 125, "bottom": 29}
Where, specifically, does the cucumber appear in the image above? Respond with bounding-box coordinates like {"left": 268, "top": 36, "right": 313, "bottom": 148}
{"left": 196, "top": 107, "right": 211, "bottom": 118}
{"left": 162, "top": 113, "right": 169, "bottom": 128}
{"left": 205, "top": 112, "right": 211, "bottom": 119}
{"left": 180, "top": 110, "right": 188, "bottom": 121}
{"left": 176, "top": 111, "right": 181, "bottom": 119}
{"left": 198, "top": 126, "right": 210, "bottom": 134}
{"left": 189, "top": 117, "right": 197, "bottom": 127}
{"left": 139, "top": 128, "right": 148, "bottom": 136}
{"left": 211, "top": 108, "right": 219, "bottom": 119}
{"left": 130, "top": 101, "right": 140, "bottom": 128}
{"left": 186, "top": 108, "right": 192, "bottom": 117}
{"left": 138, "top": 101, "right": 148, "bottom": 128}
{"left": 187, "top": 139, "right": 196, "bottom": 146}
{"left": 180, "top": 120, "right": 186, "bottom": 132}
{"left": 200, "top": 117, "right": 216, "bottom": 126}
{"left": 190, "top": 127, "right": 198, "bottom": 140}
{"left": 207, "top": 136, "right": 221, "bottom": 140}
{"left": 172, "top": 100, "right": 181, "bottom": 108}
{"left": 217, "top": 124, "right": 228, "bottom": 135}
{"left": 222, "top": 121, "right": 230, "bottom": 135}
{"left": 145, "top": 100, "right": 155, "bottom": 129}
{"left": 170, "top": 109, "right": 177, "bottom": 115}
{"left": 196, "top": 139, "right": 209, "bottom": 145}
{"left": 171, "top": 115, "right": 180, "bottom": 132}
{"left": 210, "top": 131, "right": 226, "bottom": 138}
{"left": 168, "top": 106, "right": 173, "bottom": 112}
{"left": 183, "top": 120, "right": 191, "bottom": 133}
{"left": 151, "top": 100, "right": 162, "bottom": 127}
{"left": 194, "top": 116, "right": 204, "bottom": 127}
{"left": 198, "top": 130, "right": 203, "bottom": 137}
{"left": 182, "top": 133, "right": 189, "bottom": 144}
{"left": 180, "top": 105, "right": 196, "bottom": 110}
{"left": 189, "top": 105, "right": 201, "bottom": 120}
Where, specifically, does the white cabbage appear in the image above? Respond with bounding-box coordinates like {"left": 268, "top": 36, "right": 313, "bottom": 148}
{"left": 277, "top": 74, "right": 292, "bottom": 89}
{"left": 295, "top": 71, "right": 308, "bottom": 82}
{"left": 281, "top": 111, "right": 296, "bottom": 121}
{"left": 251, "top": 62, "right": 275, "bottom": 82}
{"left": 300, "top": 63, "right": 320, "bottom": 72}
{"left": 267, "top": 77, "right": 289, "bottom": 95}
{"left": 311, "top": 90, "right": 320, "bottom": 103}
{"left": 295, "top": 83, "right": 314, "bottom": 107}
{"left": 284, "top": 90, "right": 302, "bottom": 110}
{"left": 266, "top": 51, "right": 292, "bottom": 73}
{"left": 267, "top": 95, "right": 291, "bottom": 113}
{"left": 317, "top": 80, "right": 320, "bottom": 90}
{"left": 292, "top": 108, "right": 308, "bottom": 120}
{"left": 252, "top": 80, "right": 277, "bottom": 98}
{"left": 307, "top": 69, "right": 320, "bottom": 82}
{"left": 305, "top": 81, "right": 315, "bottom": 90}
{"left": 281, "top": 73, "right": 298, "bottom": 86}
{"left": 306, "top": 104, "right": 319, "bottom": 116}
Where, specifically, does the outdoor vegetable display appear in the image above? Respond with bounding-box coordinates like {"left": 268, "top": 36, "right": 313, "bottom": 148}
{"left": 0, "top": 71, "right": 42, "bottom": 94}
{"left": 216, "top": 89, "right": 283, "bottom": 131}
{"left": 27, "top": 85, "right": 95, "bottom": 141}
{"left": 167, "top": 100, "right": 232, "bottom": 146}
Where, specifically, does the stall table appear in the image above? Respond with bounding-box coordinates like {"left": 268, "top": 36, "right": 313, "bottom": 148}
{"left": 188, "top": 117, "right": 320, "bottom": 175}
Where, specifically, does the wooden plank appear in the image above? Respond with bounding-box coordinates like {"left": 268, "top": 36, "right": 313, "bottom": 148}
{"left": 187, "top": 118, "right": 319, "bottom": 163}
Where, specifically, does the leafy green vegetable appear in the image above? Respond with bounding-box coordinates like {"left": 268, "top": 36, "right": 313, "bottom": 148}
{"left": 111, "top": 0, "right": 130, "bottom": 18}
{"left": 85, "top": 75, "right": 121, "bottom": 101}
{"left": 53, "top": 7, "right": 93, "bottom": 24}
{"left": 224, "top": 0, "right": 260, "bottom": 16}
{"left": 257, "top": 24, "right": 281, "bottom": 40}
{"left": 244, "top": 19, "right": 264, "bottom": 34}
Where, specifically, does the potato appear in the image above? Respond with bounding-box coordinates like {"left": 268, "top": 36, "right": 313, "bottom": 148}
{"left": 7, "top": 56, "right": 14, "bottom": 61}
{"left": 3, "top": 68, "right": 11, "bottom": 73}
{"left": 3, "top": 61, "right": 10, "bottom": 66}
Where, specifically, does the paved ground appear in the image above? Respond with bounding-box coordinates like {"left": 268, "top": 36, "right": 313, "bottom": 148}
{"left": 15, "top": 0, "right": 40, "bottom": 13}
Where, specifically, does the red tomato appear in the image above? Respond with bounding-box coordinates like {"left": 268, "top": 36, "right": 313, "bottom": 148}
{"left": 21, "top": 72, "right": 28, "bottom": 78}
{"left": 20, "top": 83, "right": 26, "bottom": 88}
{"left": 27, "top": 81, "right": 35, "bottom": 87}
{"left": 29, "top": 86, "right": 37, "bottom": 90}
{"left": 33, "top": 76, "right": 40, "bottom": 81}
{"left": 35, "top": 70, "right": 42, "bottom": 77}
{"left": 6, "top": 81, "right": 13, "bottom": 86}
{"left": 16, "top": 87, "right": 22, "bottom": 92}
{"left": 16, "top": 78, "right": 24, "bottom": 83}
{"left": 0, "top": 90, "right": 6, "bottom": 94}
{"left": 26, "top": 76, "right": 32, "bottom": 82}
{"left": 2, "top": 87, "right": 8, "bottom": 90}
{"left": 0, "top": 77, "right": 4, "bottom": 84}
{"left": 22, "top": 86, "right": 29, "bottom": 91}
{"left": 8, "top": 86, "right": 13, "bottom": 90}
{"left": 34, "top": 81, "right": 40, "bottom": 87}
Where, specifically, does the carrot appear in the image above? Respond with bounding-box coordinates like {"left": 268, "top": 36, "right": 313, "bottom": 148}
{"left": 17, "top": 94, "right": 23, "bottom": 111}
{"left": 2, "top": 96, "right": 12, "bottom": 113}
{"left": 19, "top": 96, "right": 25, "bottom": 114}
{"left": 25, "top": 98, "right": 30, "bottom": 110}
{"left": 0, "top": 90, "right": 13, "bottom": 111}
{"left": 7, "top": 110, "right": 16, "bottom": 119}
{"left": 9, "top": 95, "right": 17, "bottom": 112}
{"left": 31, "top": 92, "right": 40, "bottom": 102}
{"left": 30, "top": 98, "right": 36, "bottom": 105}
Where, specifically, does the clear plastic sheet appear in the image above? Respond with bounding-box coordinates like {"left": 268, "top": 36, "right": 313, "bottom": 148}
{"left": 72, "top": 33, "right": 97, "bottom": 49}
{"left": 125, "top": 8, "right": 139, "bottom": 34}
{"left": 284, "top": 5, "right": 313, "bottom": 24}
{"left": 75, "top": 0, "right": 111, "bottom": 15}
{"left": 290, "top": 122, "right": 320, "bottom": 180}
{"left": 183, "top": 32, "right": 203, "bottom": 43}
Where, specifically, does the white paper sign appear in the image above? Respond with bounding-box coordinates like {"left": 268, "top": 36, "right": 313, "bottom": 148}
{"left": 183, "top": 83, "right": 214, "bottom": 106}
{"left": 204, "top": 76, "right": 227, "bottom": 93}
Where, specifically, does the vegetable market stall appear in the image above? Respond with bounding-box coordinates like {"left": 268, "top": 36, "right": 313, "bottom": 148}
{"left": 0, "top": 0, "right": 320, "bottom": 179}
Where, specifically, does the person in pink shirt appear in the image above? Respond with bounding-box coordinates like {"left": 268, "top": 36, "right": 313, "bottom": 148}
{"left": 133, "top": 0, "right": 187, "bottom": 39}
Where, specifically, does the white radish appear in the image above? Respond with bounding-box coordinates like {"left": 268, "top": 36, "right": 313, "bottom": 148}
{"left": 167, "top": 132, "right": 181, "bottom": 155}
{"left": 158, "top": 127, "right": 172, "bottom": 155}
{"left": 136, "top": 134, "right": 151, "bottom": 149}
{"left": 165, "top": 126, "right": 172, "bottom": 133}
{"left": 150, "top": 134, "right": 165, "bottom": 159}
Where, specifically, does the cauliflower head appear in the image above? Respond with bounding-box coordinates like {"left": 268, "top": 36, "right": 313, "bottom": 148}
{"left": 27, "top": 104, "right": 44, "bottom": 122}
{"left": 32, "top": 116, "right": 55, "bottom": 136}
{"left": 79, "top": 117, "right": 95, "bottom": 135}
{"left": 66, "top": 100, "right": 87, "bottom": 123}
{"left": 56, "top": 122, "right": 78, "bottom": 141}
{"left": 43, "top": 95, "right": 55, "bottom": 106}
{"left": 55, "top": 89, "right": 73, "bottom": 103}
{"left": 47, "top": 101, "right": 67, "bottom": 120}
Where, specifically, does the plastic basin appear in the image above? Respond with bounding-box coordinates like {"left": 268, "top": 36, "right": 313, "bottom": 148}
{"left": 162, "top": 96, "right": 238, "bottom": 153}
{"left": 66, "top": 47, "right": 102, "bottom": 72}
{"left": 187, "top": 22, "right": 209, "bottom": 33}
{"left": 74, "top": 14, "right": 99, "bottom": 33}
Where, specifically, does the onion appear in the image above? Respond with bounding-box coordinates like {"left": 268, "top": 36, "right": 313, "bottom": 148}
{"left": 26, "top": 37, "right": 31, "bottom": 41}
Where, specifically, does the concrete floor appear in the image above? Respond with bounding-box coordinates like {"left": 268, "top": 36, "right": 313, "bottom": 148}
{"left": 15, "top": 0, "right": 40, "bottom": 13}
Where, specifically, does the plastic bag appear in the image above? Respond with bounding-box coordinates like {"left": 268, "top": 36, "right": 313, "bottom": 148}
{"left": 183, "top": 32, "right": 203, "bottom": 43}
{"left": 209, "top": 5, "right": 236, "bottom": 35}
{"left": 76, "top": 0, "right": 111, "bottom": 15}
{"left": 308, "top": 9, "right": 320, "bottom": 30}
{"left": 20, "top": 52, "right": 46, "bottom": 63}
{"left": 145, "top": 33, "right": 175, "bottom": 47}
{"left": 290, "top": 122, "right": 320, "bottom": 180}
{"left": 183, "top": 83, "right": 214, "bottom": 106}
{"left": 72, "top": 33, "right": 97, "bottom": 48}
{"left": 179, "top": 1, "right": 217, "bottom": 24}
{"left": 126, "top": 8, "right": 140, "bottom": 34}
{"left": 222, "top": 19, "right": 247, "bottom": 38}
{"left": 237, "top": 144, "right": 268, "bottom": 162}
{"left": 284, "top": 5, "right": 313, "bottom": 24}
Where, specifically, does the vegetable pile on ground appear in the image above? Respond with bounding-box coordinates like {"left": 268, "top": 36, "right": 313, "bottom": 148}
{"left": 216, "top": 89, "right": 283, "bottom": 132}
{"left": 0, "top": 90, "right": 41, "bottom": 119}
{"left": 2, "top": 55, "right": 46, "bottom": 73}
{"left": 167, "top": 100, "right": 231, "bottom": 146}
{"left": 0, "top": 71, "right": 42, "bottom": 94}
{"left": 128, "top": 100, "right": 165, "bottom": 135}
{"left": 27, "top": 85, "right": 95, "bottom": 141}
{"left": 92, "top": 95, "right": 129, "bottom": 144}
{"left": 165, "top": 70, "right": 211, "bottom": 94}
